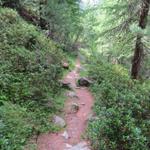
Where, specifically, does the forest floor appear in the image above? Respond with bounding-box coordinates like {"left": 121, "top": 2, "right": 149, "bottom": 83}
{"left": 37, "top": 59, "right": 94, "bottom": 150}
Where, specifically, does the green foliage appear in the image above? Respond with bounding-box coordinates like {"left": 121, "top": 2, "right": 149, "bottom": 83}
{"left": 87, "top": 57, "right": 150, "bottom": 150}
{"left": 0, "top": 7, "right": 65, "bottom": 149}
{"left": 0, "top": 7, "right": 63, "bottom": 102}
{"left": 82, "top": 0, "right": 150, "bottom": 78}
{"left": 0, "top": 100, "right": 63, "bottom": 150}
{"left": 0, "top": 102, "right": 32, "bottom": 150}
{"left": 81, "top": 0, "right": 150, "bottom": 149}
{"left": 42, "top": 0, "right": 82, "bottom": 51}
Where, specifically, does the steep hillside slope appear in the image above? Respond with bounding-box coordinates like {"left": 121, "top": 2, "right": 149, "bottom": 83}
{"left": 0, "top": 7, "right": 65, "bottom": 149}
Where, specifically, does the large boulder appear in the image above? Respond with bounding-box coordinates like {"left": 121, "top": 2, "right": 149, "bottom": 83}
{"left": 77, "top": 77, "right": 92, "bottom": 87}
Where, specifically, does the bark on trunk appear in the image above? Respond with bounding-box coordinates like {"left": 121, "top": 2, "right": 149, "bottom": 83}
{"left": 2, "top": 1, "right": 47, "bottom": 29}
{"left": 39, "top": 0, "right": 48, "bottom": 29}
{"left": 131, "top": 0, "right": 150, "bottom": 79}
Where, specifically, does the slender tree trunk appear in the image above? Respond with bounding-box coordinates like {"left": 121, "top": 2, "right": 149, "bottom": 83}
{"left": 131, "top": 0, "right": 150, "bottom": 79}
{"left": 39, "top": 0, "right": 48, "bottom": 29}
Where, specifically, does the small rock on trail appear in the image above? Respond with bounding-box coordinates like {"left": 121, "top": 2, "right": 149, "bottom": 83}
{"left": 67, "top": 91, "right": 79, "bottom": 99}
{"left": 70, "top": 102, "right": 80, "bottom": 113}
{"left": 65, "top": 142, "right": 90, "bottom": 150}
{"left": 62, "top": 62, "right": 69, "bottom": 69}
{"left": 62, "top": 131, "right": 70, "bottom": 140}
{"left": 88, "top": 113, "right": 99, "bottom": 121}
{"left": 77, "top": 77, "right": 92, "bottom": 87}
{"left": 53, "top": 115, "right": 66, "bottom": 128}
{"left": 59, "top": 80, "right": 74, "bottom": 90}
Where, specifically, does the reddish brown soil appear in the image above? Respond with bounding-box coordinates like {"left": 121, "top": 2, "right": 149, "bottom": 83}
{"left": 37, "top": 59, "right": 93, "bottom": 150}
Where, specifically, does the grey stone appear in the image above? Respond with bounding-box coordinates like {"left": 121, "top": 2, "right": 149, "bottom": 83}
{"left": 67, "top": 142, "right": 90, "bottom": 150}
{"left": 78, "top": 77, "right": 93, "bottom": 87}
{"left": 62, "top": 62, "right": 69, "bottom": 69}
{"left": 67, "top": 91, "right": 79, "bottom": 99}
{"left": 59, "top": 80, "right": 73, "bottom": 90}
{"left": 53, "top": 115, "right": 66, "bottom": 128}
{"left": 88, "top": 113, "right": 99, "bottom": 121}
{"left": 71, "top": 103, "right": 79, "bottom": 113}
{"left": 62, "top": 131, "right": 70, "bottom": 140}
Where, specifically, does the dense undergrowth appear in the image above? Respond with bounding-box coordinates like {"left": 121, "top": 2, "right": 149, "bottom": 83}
{"left": 0, "top": 8, "right": 65, "bottom": 149}
{"left": 86, "top": 57, "right": 150, "bottom": 150}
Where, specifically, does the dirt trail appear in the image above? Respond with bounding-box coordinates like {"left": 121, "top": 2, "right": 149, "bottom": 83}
{"left": 37, "top": 59, "right": 93, "bottom": 150}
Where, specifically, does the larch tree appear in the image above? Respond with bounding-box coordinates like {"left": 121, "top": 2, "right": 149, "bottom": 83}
{"left": 83, "top": 0, "right": 150, "bottom": 79}
{"left": 131, "top": 0, "right": 150, "bottom": 79}
{"left": 42, "top": 0, "right": 81, "bottom": 51}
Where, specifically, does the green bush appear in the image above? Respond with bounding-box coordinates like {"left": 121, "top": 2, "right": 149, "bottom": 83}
{"left": 0, "top": 102, "right": 32, "bottom": 150}
{"left": 0, "top": 7, "right": 63, "bottom": 104}
{"left": 0, "top": 8, "right": 64, "bottom": 149}
{"left": 87, "top": 58, "right": 150, "bottom": 150}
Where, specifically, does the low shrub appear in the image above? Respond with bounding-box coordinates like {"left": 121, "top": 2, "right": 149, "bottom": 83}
{"left": 0, "top": 102, "right": 33, "bottom": 150}
{"left": 0, "top": 8, "right": 65, "bottom": 149}
{"left": 87, "top": 58, "right": 150, "bottom": 150}
{"left": 0, "top": 7, "right": 63, "bottom": 104}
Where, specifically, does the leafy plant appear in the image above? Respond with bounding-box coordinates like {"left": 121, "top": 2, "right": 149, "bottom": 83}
{"left": 0, "top": 7, "right": 65, "bottom": 149}
{"left": 87, "top": 57, "right": 150, "bottom": 150}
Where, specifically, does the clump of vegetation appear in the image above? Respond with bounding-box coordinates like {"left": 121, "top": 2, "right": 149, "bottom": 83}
{"left": 81, "top": 1, "right": 150, "bottom": 149}
{"left": 0, "top": 7, "right": 65, "bottom": 149}
{"left": 87, "top": 57, "right": 150, "bottom": 150}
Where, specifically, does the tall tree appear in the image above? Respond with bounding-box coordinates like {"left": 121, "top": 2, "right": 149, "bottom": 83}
{"left": 131, "top": 0, "right": 150, "bottom": 79}
{"left": 43, "top": 0, "right": 81, "bottom": 50}
{"left": 83, "top": 0, "right": 150, "bottom": 79}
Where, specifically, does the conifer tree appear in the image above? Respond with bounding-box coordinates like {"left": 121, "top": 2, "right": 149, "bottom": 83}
{"left": 131, "top": 0, "right": 150, "bottom": 79}
{"left": 83, "top": 0, "right": 150, "bottom": 79}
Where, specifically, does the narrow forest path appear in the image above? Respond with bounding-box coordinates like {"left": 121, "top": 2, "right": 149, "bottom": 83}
{"left": 37, "top": 59, "right": 93, "bottom": 150}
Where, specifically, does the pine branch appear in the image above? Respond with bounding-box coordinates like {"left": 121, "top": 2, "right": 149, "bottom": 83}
{"left": 99, "top": 17, "right": 135, "bottom": 37}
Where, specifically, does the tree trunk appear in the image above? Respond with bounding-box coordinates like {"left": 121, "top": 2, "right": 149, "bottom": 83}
{"left": 131, "top": 0, "right": 150, "bottom": 79}
{"left": 39, "top": 0, "right": 48, "bottom": 29}
{"left": 2, "top": 1, "right": 48, "bottom": 29}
